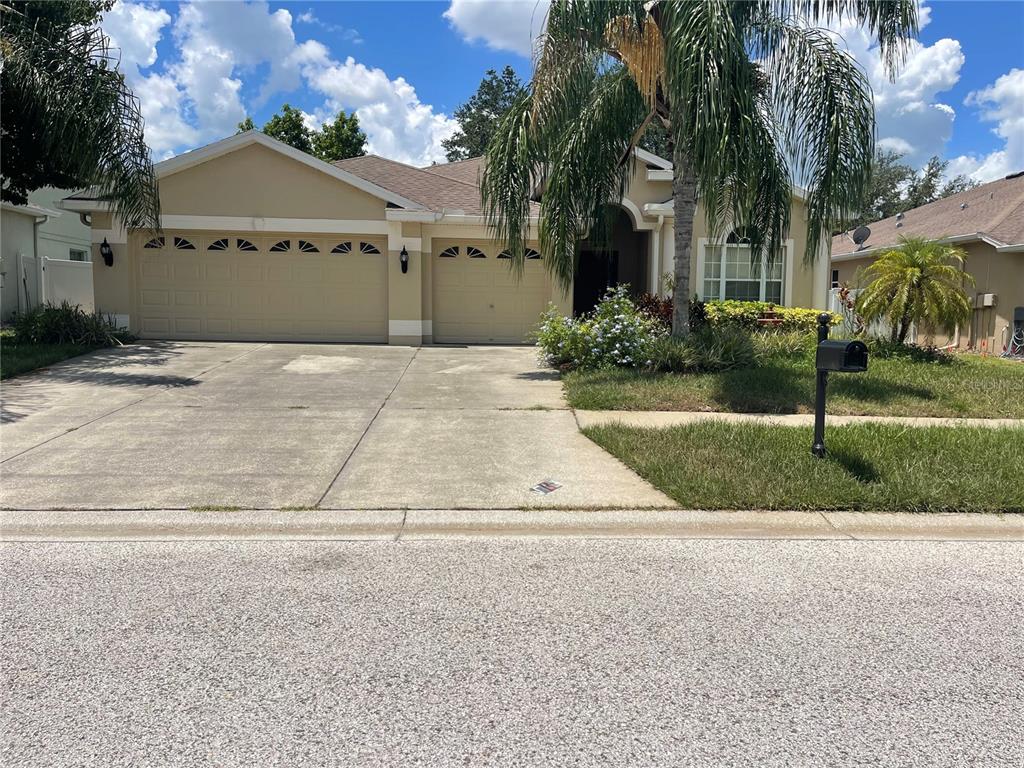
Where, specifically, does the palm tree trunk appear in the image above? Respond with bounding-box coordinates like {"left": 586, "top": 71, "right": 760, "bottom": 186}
{"left": 671, "top": 147, "right": 698, "bottom": 336}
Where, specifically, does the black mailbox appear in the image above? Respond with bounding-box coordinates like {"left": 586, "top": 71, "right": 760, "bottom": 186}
{"left": 815, "top": 340, "right": 868, "bottom": 373}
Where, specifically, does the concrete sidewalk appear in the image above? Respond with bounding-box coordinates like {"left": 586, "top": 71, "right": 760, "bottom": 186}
{"left": 576, "top": 410, "right": 1024, "bottom": 429}
{"left": 3, "top": 508, "right": 1021, "bottom": 542}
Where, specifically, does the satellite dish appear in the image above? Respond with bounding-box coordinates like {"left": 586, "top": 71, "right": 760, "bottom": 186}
{"left": 850, "top": 225, "right": 871, "bottom": 250}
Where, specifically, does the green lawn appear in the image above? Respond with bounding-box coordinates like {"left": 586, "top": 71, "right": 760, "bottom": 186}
{"left": 0, "top": 329, "right": 100, "bottom": 380}
{"left": 565, "top": 354, "right": 1024, "bottom": 418}
{"left": 584, "top": 421, "right": 1023, "bottom": 512}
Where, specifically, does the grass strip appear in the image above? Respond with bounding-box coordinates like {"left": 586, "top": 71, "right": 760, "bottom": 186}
{"left": 584, "top": 421, "right": 1023, "bottom": 512}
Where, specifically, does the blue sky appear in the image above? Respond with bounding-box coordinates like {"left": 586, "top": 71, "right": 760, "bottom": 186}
{"left": 101, "top": 1, "right": 1023, "bottom": 180}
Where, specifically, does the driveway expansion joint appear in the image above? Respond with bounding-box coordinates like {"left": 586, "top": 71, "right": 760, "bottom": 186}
{"left": 314, "top": 347, "right": 421, "bottom": 508}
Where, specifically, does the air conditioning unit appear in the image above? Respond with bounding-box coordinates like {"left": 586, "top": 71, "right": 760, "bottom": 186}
{"left": 976, "top": 293, "right": 997, "bottom": 308}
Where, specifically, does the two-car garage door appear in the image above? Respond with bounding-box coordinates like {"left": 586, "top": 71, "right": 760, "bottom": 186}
{"left": 135, "top": 232, "right": 387, "bottom": 342}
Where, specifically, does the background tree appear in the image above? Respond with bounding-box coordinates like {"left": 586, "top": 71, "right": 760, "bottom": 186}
{"left": 855, "top": 236, "right": 973, "bottom": 343}
{"left": 481, "top": 0, "right": 919, "bottom": 336}
{"left": 443, "top": 66, "right": 527, "bottom": 162}
{"left": 847, "top": 152, "right": 979, "bottom": 227}
{"left": 261, "top": 104, "right": 313, "bottom": 154}
{"left": 904, "top": 155, "right": 979, "bottom": 211}
{"left": 236, "top": 116, "right": 256, "bottom": 133}
{"left": 312, "top": 110, "right": 367, "bottom": 162}
{"left": 1, "top": 0, "right": 159, "bottom": 229}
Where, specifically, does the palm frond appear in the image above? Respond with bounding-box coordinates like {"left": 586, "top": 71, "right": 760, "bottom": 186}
{"left": 748, "top": 17, "right": 874, "bottom": 262}
{"left": 1, "top": 6, "right": 160, "bottom": 230}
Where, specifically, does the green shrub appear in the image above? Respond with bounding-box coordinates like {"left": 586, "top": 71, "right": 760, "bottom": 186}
{"left": 703, "top": 300, "right": 839, "bottom": 333}
{"left": 866, "top": 337, "right": 954, "bottom": 364}
{"left": 752, "top": 330, "right": 817, "bottom": 361}
{"left": 646, "top": 336, "right": 702, "bottom": 372}
{"left": 12, "top": 302, "right": 133, "bottom": 346}
{"left": 535, "top": 286, "right": 666, "bottom": 370}
{"left": 646, "top": 326, "right": 756, "bottom": 372}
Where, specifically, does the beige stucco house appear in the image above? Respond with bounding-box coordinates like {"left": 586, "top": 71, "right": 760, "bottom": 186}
{"left": 831, "top": 172, "right": 1024, "bottom": 352}
{"left": 62, "top": 131, "right": 828, "bottom": 345}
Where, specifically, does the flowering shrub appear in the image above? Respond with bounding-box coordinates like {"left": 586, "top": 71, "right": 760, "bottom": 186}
{"left": 703, "top": 300, "right": 840, "bottom": 332}
{"left": 535, "top": 286, "right": 666, "bottom": 370}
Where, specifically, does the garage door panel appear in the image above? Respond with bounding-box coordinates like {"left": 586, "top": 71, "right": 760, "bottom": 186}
{"left": 136, "top": 232, "right": 386, "bottom": 342}
{"left": 433, "top": 242, "right": 551, "bottom": 344}
{"left": 205, "top": 263, "right": 232, "bottom": 281}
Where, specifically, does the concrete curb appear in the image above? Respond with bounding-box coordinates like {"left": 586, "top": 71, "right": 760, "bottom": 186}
{"left": 2, "top": 509, "right": 1022, "bottom": 542}
{"left": 575, "top": 411, "right": 1024, "bottom": 430}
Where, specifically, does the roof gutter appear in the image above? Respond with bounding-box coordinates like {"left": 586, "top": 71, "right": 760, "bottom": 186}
{"left": 832, "top": 232, "right": 1009, "bottom": 261}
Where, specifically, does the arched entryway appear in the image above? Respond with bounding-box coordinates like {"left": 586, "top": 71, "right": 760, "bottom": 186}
{"left": 573, "top": 205, "right": 650, "bottom": 315}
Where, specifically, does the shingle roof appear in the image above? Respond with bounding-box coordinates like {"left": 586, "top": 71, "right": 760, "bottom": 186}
{"left": 832, "top": 172, "right": 1024, "bottom": 257}
{"left": 420, "top": 157, "right": 484, "bottom": 186}
{"left": 335, "top": 154, "right": 539, "bottom": 217}
{"left": 334, "top": 155, "right": 488, "bottom": 215}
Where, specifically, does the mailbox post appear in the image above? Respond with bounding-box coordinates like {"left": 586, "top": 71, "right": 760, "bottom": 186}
{"left": 811, "top": 314, "right": 868, "bottom": 458}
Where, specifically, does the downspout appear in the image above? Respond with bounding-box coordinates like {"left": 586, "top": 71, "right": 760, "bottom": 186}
{"left": 33, "top": 213, "right": 48, "bottom": 306}
{"left": 21, "top": 212, "right": 50, "bottom": 311}
{"left": 650, "top": 215, "right": 664, "bottom": 295}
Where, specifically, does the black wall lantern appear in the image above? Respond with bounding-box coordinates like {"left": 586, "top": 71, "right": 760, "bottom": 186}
{"left": 99, "top": 238, "right": 114, "bottom": 267}
{"left": 400, "top": 246, "right": 409, "bottom": 274}
{"left": 811, "top": 313, "right": 868, "bottom": 458}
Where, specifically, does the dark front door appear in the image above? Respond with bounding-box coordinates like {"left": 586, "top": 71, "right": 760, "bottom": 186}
{"left": 574, "top": 249, "right": 619, "bottom": 315}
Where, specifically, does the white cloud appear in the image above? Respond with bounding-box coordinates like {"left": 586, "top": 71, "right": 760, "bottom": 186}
{"left": 99, "top": 1, "right": 454, "bottom": 165}
{"left": 295, "top": 8, "right": 363, "bottom": 44}
{"left": 824, "top": 5, "right": 965, "bottom": 168}
{"left": 443, "top": 0, "right": 549, "bottom": 57}
{"left": 947, "top": 68, "right": 1024, "bottom": 182}
{"left": 299, "top": 50, "right": 459, "bottom": 165}
{"left": 101, "top": 1, "right": 194, "bottom": 157}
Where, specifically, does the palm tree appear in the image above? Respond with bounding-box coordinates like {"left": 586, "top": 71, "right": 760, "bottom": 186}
{"left": 480, "top": 0, "right": 919, "bottom": 335}
{"left": 855, "top": 237, "right": 974, "bottom": 344}
{"left": 1, "top": 2, "right": 160, "bottom": 229}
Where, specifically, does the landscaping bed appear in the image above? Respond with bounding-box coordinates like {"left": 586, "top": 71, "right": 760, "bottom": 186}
{"left": 584, "top": 421, "right": 1024, "bottom": 513}
{"left": 1, "top": 304, "right": 131, "bottom": 380}
{"left": 1, "top": 330, "right": 102, "bottom": 380}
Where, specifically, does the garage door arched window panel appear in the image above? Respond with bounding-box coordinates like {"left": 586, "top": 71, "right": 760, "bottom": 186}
{"left": 440, "top": 246, "right": 459, "bottom": 258}
{"left": 331, "top": 241, "right": 352, "bottom": 254}
{"left": 701, "top": 231, "right": 785, "bottom": 303}
{"left": 174, "top": 236, "right": 196, "bottom": 250}
{"left": 144, "top": 236, "right": 165, "bottom": 249}
{"left": 237, "top": 238, "right": 258, "bottom": 252}
{"left": 208, "top": 238, "right": 229, "bottom": 251}
{"left": 359, "top": 242, "right": 381, "bottom": 255}
{"left": 497, "top": 248, "right": 542, "bottom": 260}
{"left": 467, "top": 246, "right": 486, "bottom": 259}
{"left": 298, "top": 240, "right": 320, "bottom": 253}
{"left": 269, "top": 239, "right": 291, "bottom": 252}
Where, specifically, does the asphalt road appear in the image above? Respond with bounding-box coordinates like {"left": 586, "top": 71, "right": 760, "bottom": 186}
{"left": 2, "top": 539, "right": 1021, "bottom": 767}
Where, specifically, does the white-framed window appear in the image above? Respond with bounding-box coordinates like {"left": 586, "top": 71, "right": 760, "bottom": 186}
{"left": 831, "top": 269, "right": 840, "bottom": 289}
{"left": 701, "top": 231, "right": 785, "bottom": 303}
{"left": 69, "top": 248, "right": 89, "bottom": 262}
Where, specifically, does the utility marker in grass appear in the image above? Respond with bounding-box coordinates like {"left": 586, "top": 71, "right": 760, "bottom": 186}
{"left": 812, "top": 313, "right": 869, "bottom": 458}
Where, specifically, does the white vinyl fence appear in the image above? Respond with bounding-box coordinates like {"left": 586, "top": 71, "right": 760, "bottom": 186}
{"left": 16, "top": 253, "right": 94, "bottom": 314}
{"left": 828, "top": 287, "right": 916, "bottom": 343}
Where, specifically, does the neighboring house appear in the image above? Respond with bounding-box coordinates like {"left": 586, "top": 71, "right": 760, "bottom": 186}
{"left": 28, "top": 187, "right": 92, "bottom": 262}
{"left": 62, "top": 130, "right": 829, "bottom": 345}
{"left": 831, "top": 172, "right": 1024, "bottom": 352}
{"left": 1, "top": 196, "right": 94, "bottom": 322}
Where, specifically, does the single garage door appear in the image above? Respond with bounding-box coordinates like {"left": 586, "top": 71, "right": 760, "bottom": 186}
{"left": 135, "top": 232, "right": 387, "bottom": 342}
{"left": 432, "top": 241, "right": 552, "bottom": 343}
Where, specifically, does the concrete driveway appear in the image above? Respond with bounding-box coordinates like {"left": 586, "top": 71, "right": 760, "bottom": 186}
{"left": 1, "top": 342, "right": 673, "bottom": 510}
